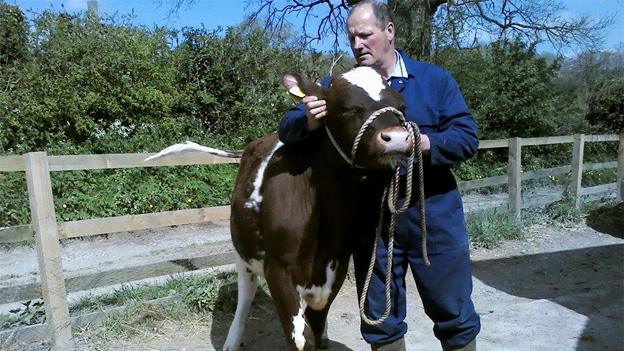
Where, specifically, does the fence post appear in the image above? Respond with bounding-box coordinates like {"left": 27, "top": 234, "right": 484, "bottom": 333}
{"left": 618, "top": 133, "right": 624, "bottom": 202}
{"left": 508, "top": 137, "right": 522, "bottom": 219}
{"left": 24, "top": 152, "right": 74, "bottom": 350}
{"left": 570, "top": 134, "right": 585, "bottom": 208}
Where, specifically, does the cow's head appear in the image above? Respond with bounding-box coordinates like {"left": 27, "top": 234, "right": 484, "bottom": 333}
{"left": 283, "top": 66, "right": 413, "bottom": 169}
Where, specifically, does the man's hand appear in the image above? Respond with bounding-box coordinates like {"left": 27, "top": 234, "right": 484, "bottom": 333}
{"left": 302, "top": 96, "right": 327, "bottom": 131}
{"left": 420, "top": 134, "right": 430, "bottom": 155}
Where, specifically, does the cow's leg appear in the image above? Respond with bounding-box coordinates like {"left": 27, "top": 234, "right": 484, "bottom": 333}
{"left": 304, "top": 307, "right": 330, "bottom": 349}
{"left": 322, "top": 320, "right": 328, "bottom": 348}
{"left": 223, "top": 255, "right": 259, "bottom": 351}
{"left": 265, "top": 263, "right": 316, "bottom": 351}
{"left": 307, "top": 258, "right": 349, "bottom": 349}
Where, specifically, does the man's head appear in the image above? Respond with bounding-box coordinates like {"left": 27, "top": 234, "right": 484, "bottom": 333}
{"left": 346, "top": 0, "right": 395, "bottom": 73}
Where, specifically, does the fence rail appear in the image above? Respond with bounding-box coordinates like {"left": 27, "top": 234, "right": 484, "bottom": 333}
{"left": 0, "top": 133, "right": 622, "bottom": 349}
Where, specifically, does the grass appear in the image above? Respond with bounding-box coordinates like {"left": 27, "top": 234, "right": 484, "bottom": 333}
{"left": 100, "top": 299, "right": 192, "bottom": 337}
{"left": 0, "top": 239, "right": 35, "bottom": 250}
{"left": 543, "top": 199, "right": 585, "bottom": 225}
{"left": 72, "top": 273, "right": 240, "bottom": 314}
{"left": 0, "top": 273, "right": 241, "bottom": 331}
{"left": 467, "top": 197, "right": 620, "bottom": 249}
{"left": 467, "top": 208, "right": 524, "bottom": 249}
{"left": 0, "top": 300, "right": 46, "bottom": 329}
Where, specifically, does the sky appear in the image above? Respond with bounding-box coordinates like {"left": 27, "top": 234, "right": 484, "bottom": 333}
{"left": 8, "top": 0, "right": 624, "bottom": 54}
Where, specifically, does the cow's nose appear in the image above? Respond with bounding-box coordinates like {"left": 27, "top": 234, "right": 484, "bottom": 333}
{"left": 377, "top": 127, "right": 412, "bottom": 153}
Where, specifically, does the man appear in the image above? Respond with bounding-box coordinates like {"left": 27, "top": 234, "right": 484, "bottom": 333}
{"left": 278, "top": 1, "right": 480, "bottom": 350}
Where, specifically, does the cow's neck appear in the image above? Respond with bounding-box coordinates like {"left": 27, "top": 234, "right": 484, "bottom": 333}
{"left": 311, "top": 134, "right": 391, "bottom": 216}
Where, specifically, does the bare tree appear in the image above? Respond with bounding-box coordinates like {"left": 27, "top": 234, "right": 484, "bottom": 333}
{"left": 163, "top": 0, "right": 613, "bottom": 59}
{"left": 435, "top": 0, "right": 614, "bottom": 54}
{"left": 246, "top": 0, "right": 352, "bottom": 51}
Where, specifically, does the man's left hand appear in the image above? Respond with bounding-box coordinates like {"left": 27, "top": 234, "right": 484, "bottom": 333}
{"left": 420, "top": 134, "right": 430, "bottom": 155}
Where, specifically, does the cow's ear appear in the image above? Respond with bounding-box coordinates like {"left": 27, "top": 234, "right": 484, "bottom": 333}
{"left": 282, "top": 74, "right": 325, "bottom": 100}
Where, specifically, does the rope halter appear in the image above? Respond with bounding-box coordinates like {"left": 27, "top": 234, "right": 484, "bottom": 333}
{"left": 324, "top": 106, "right": 405, "bottom": 169}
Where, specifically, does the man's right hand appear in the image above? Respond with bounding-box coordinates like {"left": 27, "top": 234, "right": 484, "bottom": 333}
{"left": 302, "top": 96, "right": 327, "bottom": 131}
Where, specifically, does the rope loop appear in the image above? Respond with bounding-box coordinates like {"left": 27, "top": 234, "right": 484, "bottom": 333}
{"left": 356, "top": 116, "right": 430, "bottom": 326}
{"left": 322, "top": 105, "right": 430, "bottom": 326}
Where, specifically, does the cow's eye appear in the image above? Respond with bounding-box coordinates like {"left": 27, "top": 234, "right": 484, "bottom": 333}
{"left": 346, "top": 106, "right": 365, "bottom": 116}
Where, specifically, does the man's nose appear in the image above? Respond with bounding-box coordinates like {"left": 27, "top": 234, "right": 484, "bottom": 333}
{"left": 353, "top": 37, "right": 363, "bottom": 50}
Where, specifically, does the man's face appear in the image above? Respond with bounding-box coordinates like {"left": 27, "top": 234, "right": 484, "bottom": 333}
{"left": 347, "top": 4, "right": 394, "bottom": 68}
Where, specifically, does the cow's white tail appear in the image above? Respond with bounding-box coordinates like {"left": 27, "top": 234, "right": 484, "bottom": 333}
{"left": 144, "top": 141, "right": 242, "bottom": 161}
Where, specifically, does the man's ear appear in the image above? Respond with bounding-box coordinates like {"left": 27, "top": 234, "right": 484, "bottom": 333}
{"left": 385, "top": 21, "right": 395, "bottom": 43}
{"left": 282, "top": 74, "right": 325, "bottom": 100}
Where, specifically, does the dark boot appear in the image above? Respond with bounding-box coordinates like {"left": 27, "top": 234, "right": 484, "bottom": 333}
{"left": 441, "top": 338, "right": 476, "bottom": 351}
{"left": 371, "top": 337, "right": 406, "bottom": 351}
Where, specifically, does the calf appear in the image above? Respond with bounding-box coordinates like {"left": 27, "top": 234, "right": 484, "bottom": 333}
{"left": 147, "top": 66, "right": 412, "bottom": 350}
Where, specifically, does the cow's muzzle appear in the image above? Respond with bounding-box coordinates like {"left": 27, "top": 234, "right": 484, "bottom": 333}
{"left": 377, "top": 127, "right": 413, "bottom": 155}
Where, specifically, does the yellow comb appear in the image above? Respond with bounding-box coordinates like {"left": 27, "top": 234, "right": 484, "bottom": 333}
{"left": 288, "top": 86, "right": 305, "bottom": 103}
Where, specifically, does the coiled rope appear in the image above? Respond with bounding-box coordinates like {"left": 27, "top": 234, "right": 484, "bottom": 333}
{"left": 324, "top": 106, "right": 429, "bottom": 326}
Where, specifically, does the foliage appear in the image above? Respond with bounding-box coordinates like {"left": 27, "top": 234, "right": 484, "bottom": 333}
{"left": 435, "top": 39, "right": 571, "bottom": 139}
{"left": 180, "top": 272, "right": 238, "bottom": 312}
{"left": 581, "top": 169, "right": 617, "bottom": 188}
{"left": 453, "top": 149, "right": 508, "bottom": 182}
{"left": 466, "top": 208, "right": 523, "bottom": 249}
{"left": 173, "top": 22, "right": 336, "bottom": 143}
{"left": 0, "top": 2, "right": 28, "bottom": 66}
{"left": 0, "top": 11, "right": 183, "bottom": 153}
{"left": 0, "top": 172, "right": 28, "bottom": 226}
{"left": 586, "top": 75, "right": 624, "bottom": 133}
{"left": 555, "top": 48, "right": 624, "bottom": 134}
{"left": 0, "top": 9, "right": 337, "bottom": 227}
{"left": 0, "top": 300, "right": 45, "bottom": 329}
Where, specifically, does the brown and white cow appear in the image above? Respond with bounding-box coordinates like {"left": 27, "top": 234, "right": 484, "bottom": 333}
{"left": 147, "top": 66, "right": 412, "bottom": 351}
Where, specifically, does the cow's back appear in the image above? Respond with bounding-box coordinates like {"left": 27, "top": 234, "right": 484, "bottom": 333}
{"left": 230, "top": 132, "right": 326, "bottom": 277}
{"left": 230, "top": 133, "right": 280, "bottom": 269}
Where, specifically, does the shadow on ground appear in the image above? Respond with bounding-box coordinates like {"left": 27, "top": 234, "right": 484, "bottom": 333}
{"left": 210, "top": 282, "right": 355, "bottom": 351}
{"left": 472, "top": 244, "right": 624, "bottom": 351}
{"left": 585, "top": 202, "right": 623, "bottom": 239}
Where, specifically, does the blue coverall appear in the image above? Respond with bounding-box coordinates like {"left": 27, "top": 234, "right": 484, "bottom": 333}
{"left": 278, "top": 49, "right": 481, "bottom": 348}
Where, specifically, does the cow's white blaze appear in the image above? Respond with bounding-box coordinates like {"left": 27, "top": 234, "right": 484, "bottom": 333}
{"left": 292, "top": 300, "right": 307, "bottom": 350}
{"left": 296, "top": 261, "right": 337, "bottom": 311}
{"left": 342, "top": 66, "right": 386, "bottom": 101}
{"left": 245, "top": 140, "right": 284, "bottom": 211}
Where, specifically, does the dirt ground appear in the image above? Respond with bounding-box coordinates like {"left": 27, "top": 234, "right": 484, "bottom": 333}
{"left": 2, "top": 213, "right": 622, "bottom": 351}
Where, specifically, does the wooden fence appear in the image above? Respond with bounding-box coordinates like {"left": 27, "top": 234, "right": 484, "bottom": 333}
{"left": 0, "top": 133, "right": 622, "bottom": 350}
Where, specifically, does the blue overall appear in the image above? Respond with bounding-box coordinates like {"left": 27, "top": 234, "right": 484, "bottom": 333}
{"left": 278, "top": 50, "right": 481, "bottom": 348}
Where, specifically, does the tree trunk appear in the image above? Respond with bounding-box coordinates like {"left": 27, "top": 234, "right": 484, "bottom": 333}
{"left": 388, "top": 0, "right": 444, "bottom": 60}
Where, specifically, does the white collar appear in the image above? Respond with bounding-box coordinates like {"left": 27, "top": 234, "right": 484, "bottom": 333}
{"left": 388, "top": 50, "right": 408, "bottom": 79}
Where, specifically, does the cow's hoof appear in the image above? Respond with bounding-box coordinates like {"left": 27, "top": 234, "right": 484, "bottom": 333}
{"left": 319, "top": 337, "right": 329, "bottom": 349}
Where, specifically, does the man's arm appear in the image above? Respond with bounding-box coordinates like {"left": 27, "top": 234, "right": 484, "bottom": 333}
{"left": 427, "top": 70, "right": 479, "bottom": 166}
